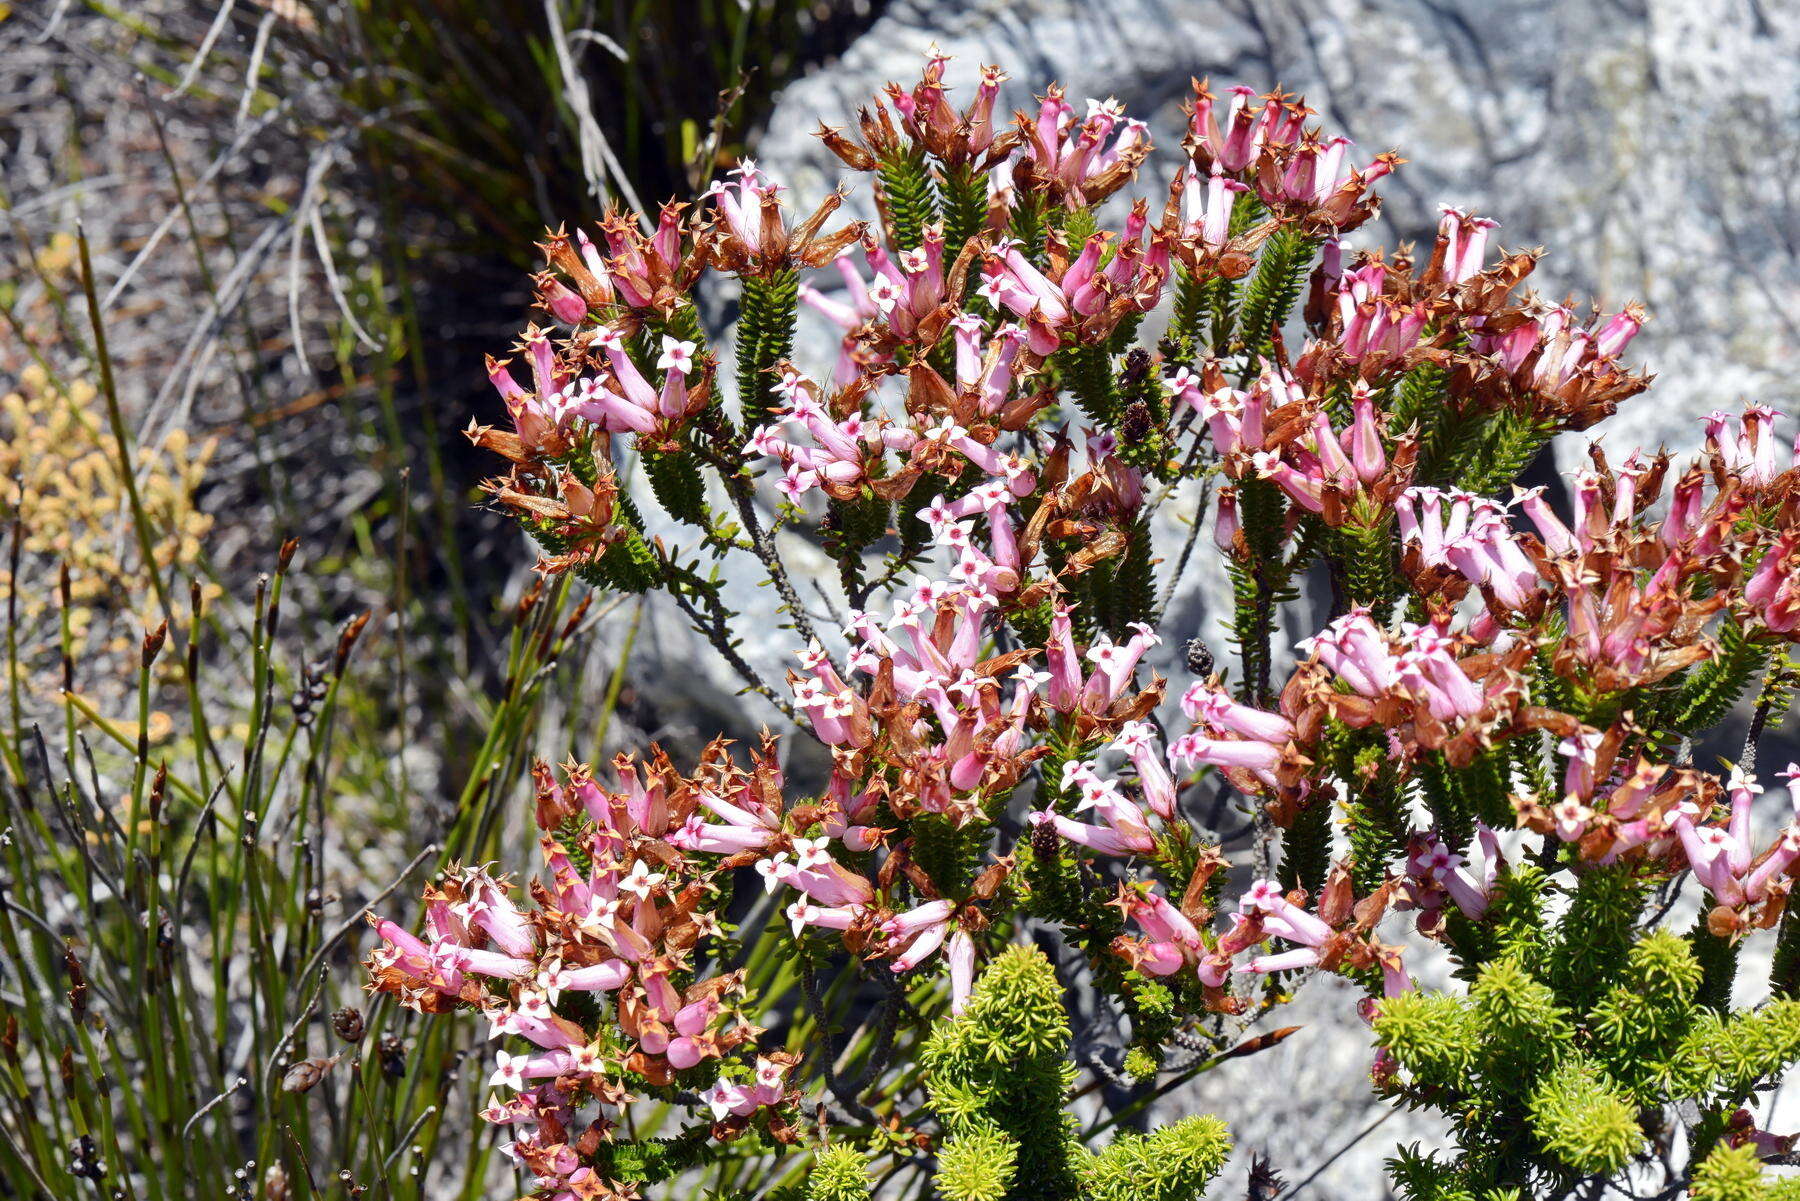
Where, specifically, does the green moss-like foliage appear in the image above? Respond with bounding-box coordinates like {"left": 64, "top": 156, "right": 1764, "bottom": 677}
{"left": 923, "top": 944, "right": 1080, "bottom": 1200}
{"left": 1526, "top": 1059, "right": 1641, "bottom": 1175}
{"left": 936, "top": 1127, "right": 1020, "bottom": 1201}
{"left": 1377, "top": 920, "right": 1800, "bottom": 1198}
{"left": 805, "top": 946, "right": 1230, "bottom": 1201}
{"left": 805, "top": 1145, "right": 873, "bottom": 1201}
{"left": 1691, "top": 1143, "right": 1772, "bottom": 1201}
{"left": 1075, "top": 1115, "right": 1232, "bottom": 1201}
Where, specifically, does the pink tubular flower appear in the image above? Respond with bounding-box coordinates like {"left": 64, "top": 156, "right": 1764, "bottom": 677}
{"left": 1171, "top": 163, "right": 1249, "bottom": 252}
{"left": 1258, "top": 134, "right": 1397, "bottom": 211}
{"left": 801, "top": 253, "right": 886, "bottom": 383}
{"left": 886, "top": 900, "right": 955, "bottom": 972}
{"left": 1397, "top": 488, "right": 1540, "bottom": 608}
{"left": 1675, "top": 766, "right": 1800, "bottom": 916}
{"left": 747, "top": 372, "right": 913, "bottom": 503}
{"left": 485, "top": 354, "right": 564, "bottom": 450}
{"left": 703, "top": 162, "right": 776, "bottom": 255}
{"left": 1074, "top": 622, "right": 1161, "bottom": 714}
{"left": 1213, "top": 484, "right": 1242, "bottom": 554}
{"left": 1705, "top": 405, "right": 1793, "bottom": 487}
{"left": 1118, "top": 886, "right": 1203, "bottom": 978}
{"left": 1195, "top": 910, "right": 1266, "bottom": 987}
{"left": 1515, "top": 484, "right": 1579, "bottom": 555}
{"left": 1557, "top": 729, "right": 1606, "bottom": 808}
{"left": 1395, "top": 646, "right": 1482, "bottom": 723}
{"left": 1239, "top": 362, "right": 1288, "bottom": 443}
{"left": 1240, "top": 878, "right": 1332, "bottom": 944}
{"left": 367, "top": 917, "right": 490, "bottom": 1004}
{"left": 667, "top": 782, "right": 783, "bottom": 854}
{"left": 1168, "top": 734, "right": 1283, "bottom": 774}
{"left": 1181, "top": 684, "right": 1294, "bottom": 743}
{"left": 663, "top": 997, "right": 723, "bottom": 1069}
{"left": 785, "top": 858, "right": 877, "bottom": 908}
{"left": 789, "top": 640, "right": 872, "bottom": 748}
{"left": 977, "top": 207, "right": 1166, "bottom": 353}
{"left": 1374, "top": 945, "right": 1414, "bottom": 998}
{"left": 1112, "top": 721, "right": 1177, "bottom": 818}
{"left": 1190, "top": 84, "right": 1300, "bottom": 173}
{"left": 489, "top": 1048, "right": 576, "bottom": 1093}
{"left": 1296, "top": 609, "right": 1394, "bottom": 693}
{"left": 546, "top": 226, "right": 618, "bottom": 312}
{"left": 1233, "top": 880, "right": 1340, "bottom": 977}
{"left": 452, "top": 869, "right": 538, "bottom": 957}
{"left": 668, "top": 812, "right": 771, "bottom": 855}
{"left": 914, "top": 416, "right": 1037, "bottom": 494}
{"left": 565, "top": 325, "right": 705, "bottom": 436}
{"left": 537, "top": 958, "right": 630, "bottom": 1000}
{"left": 953, "top": 319, "right": 1031, "bottom": 416}
{"left": 1433, "top": 205, "right": 1499, "bottom": 284}
{"left": 1470, "top": 300, "right": 1644, "bottom": 393}
{"left": 977, "top": 239, "right": 1072, "bottom": 355}
{"left": 884, "top": 898, "right": 955, "bottom": 939}
{"left": 1167, "top": 373, "right": 1240, "bottom": 454}
{"left": 1030, "top": 798, "right": 1156, "bottom": 857}
{"left": 787, "top": 900, "right": 863, "bottom": 944}
{"left": 700, "top": 1057, "right": 790, "bottom": 1120}
{"left": 489, "top": 327, "right": 582, "bottom": 440}
{"left": 1396, "top": 487, "right": 1482, "bottom": 565}
{"left": 1043, "top": 601, "right": 1085, "bottom": 712}
{"left": 1251, "top": 449, "right": 1326, "bottom": 513}
{"left": 1403, "top": 825, "right": 1503, "bottom": 922}
{"left": 1346, "top": 385, "right": 1388, "bottom": 485}
{"left": 1747, "top": 532, "right": 1800, "bottom": 634}
{"left": 1332, "top": 262, "right": 1428, "bottom": 371}
{"left": 593, "top": 202, "right": 690, "bottom": 308}
{"left": 479, "top": 1090, "right": 545, "bottom": 1128}
{"left": 947, "top": 930, "right": 977, "bottom": 1014}
{"left": 1661, "top": 469, "right": 1710, "bottom": 551}
{"left": 1440, "top": 504, "right": 1540, "bottom": 605}
{"left": 1170, "top": 685, "right": 1294, "bottom": 791}
{"left": 488, "top": 994, "right": 588, "bottom": 1052}
{"left": 1017, "top": 91, "right": 1151, "bottom": 207}
{"left": 535, "top": 271, "right": 589, "bottom": 325}
{"left": 858, "top": 225, "right": 949, "bottom": 339}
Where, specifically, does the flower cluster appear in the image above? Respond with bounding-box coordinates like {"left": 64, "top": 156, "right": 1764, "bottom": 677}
{"left": 367, "top": 746, "right": 806, "bottom": 1198}
{"left": 390, "top": 49, "right": 1800, "bottom": 1201}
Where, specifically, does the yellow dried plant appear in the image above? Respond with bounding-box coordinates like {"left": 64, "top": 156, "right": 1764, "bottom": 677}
{"left": 1, "top": 363, "right": 216, "bottom": 687}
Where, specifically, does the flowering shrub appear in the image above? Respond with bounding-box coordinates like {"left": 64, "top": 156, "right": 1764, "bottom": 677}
{"left": 372, "top": 50, "right": 1800, "bottom": 1200}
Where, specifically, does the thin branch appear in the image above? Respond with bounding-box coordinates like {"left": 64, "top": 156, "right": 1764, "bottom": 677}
{"left": 296, "top": 844, "right": 439, "bottom": 982}
{"left": 259, "top": 968, "right": 331, "bottom": 1101}
{"left": 181, "top": 1076, "right": 249, "bottom": 1150}
{"left": 665, "top": 580, "right": 801, "bottom": 725}
{"left": 1276, "top": 1109, "right": 1396, "bottom": 1199}
{"left": 727, "top": 483, "right": 831, "bottom": 662}
{"left": 797, "top": 951, "right": 879, "bottom": 1126}
{"left": 1157, "top": 475, "right": 1214, "bottom": 620}
{"left": 172, "top": 0, "right": 239, "bottom": 95}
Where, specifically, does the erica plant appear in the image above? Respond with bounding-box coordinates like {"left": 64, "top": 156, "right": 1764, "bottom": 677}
{"left": 369, "top": 49, "right": 1800, "bottom": 1201}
